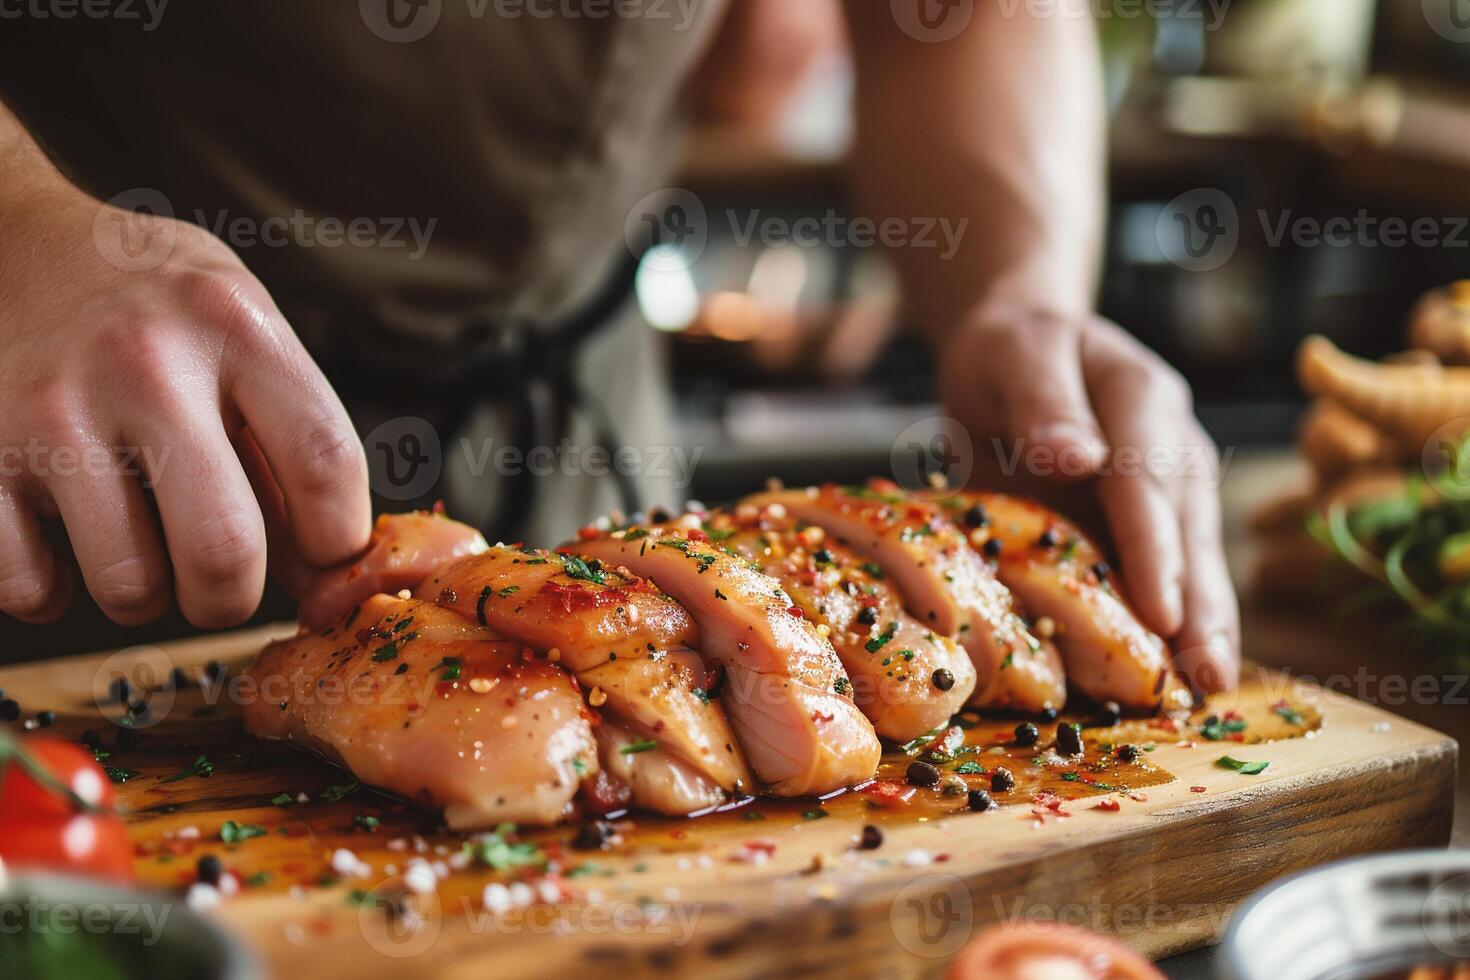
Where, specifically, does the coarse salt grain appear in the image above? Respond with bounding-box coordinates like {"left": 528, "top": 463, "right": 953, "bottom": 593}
{"left": 186, "top": 884, "right": 221, "bottom": 911}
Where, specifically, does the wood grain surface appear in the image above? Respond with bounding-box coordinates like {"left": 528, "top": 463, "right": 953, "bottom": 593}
{"left": 0, "top": 626, "right": 1456, "bottom": 979}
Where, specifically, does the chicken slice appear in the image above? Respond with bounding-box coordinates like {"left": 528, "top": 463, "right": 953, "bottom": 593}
{"left": 299, "top": 511, "right": 488, "bottom": 630}
{"left": 703, "top": 509, "right": 975, "bottom": 739}
{"left": 576, "top": 527, "right": 881, "bottom": 796}
{"left": 416, "top": 547, "right": 753, "bottom": 806}
{"left": 743, "top": 484, "right": 1066, "bottom": 714}
{"left": 593, "top": 721, "right": 728, "bottom": 817}
{"left": 941, "top": 492, "right": 1186, "bottom": 712}
{"left": 244, "top": 595, "right": 596, "bottom": 829}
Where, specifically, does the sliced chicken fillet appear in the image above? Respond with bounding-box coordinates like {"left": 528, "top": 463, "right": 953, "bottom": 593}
{"left": 943, "top": 492, "right": 1186, "bottom": 711}
{"left": 593, "top": 721, "right": 729, "bottom": 817}
{"left": 576, "top": 527, "right": 881, "bottom": 796}
{"left": 299, "top": 512, "right": 488, "bottom": 630}
{"left": 244, "top": 595, "right": 596, "bottom": 829}
{"left": 417, "top": 547, "right": 752, "bottom": 802}
{"left": 705, "top": 509, "right": 975, "bottom": 739}
{"left": 744, "top": 484, "right": 1066, "bottom": 713}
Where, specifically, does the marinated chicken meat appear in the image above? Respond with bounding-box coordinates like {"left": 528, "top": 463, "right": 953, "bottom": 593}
{"left": 700, "top": 507, "right": 976, "bottom": 739}
{"left": 743, "top": 484, "right": 1067, "bottom": 714}
{"left": 575, "top": 526, "right": 883, "bottom": 796}
{"left": 244, "top": 479, "right": 1185, "bottom": 829}
{"left": 940, "top": 492, "right": 1179, "bottom": 711}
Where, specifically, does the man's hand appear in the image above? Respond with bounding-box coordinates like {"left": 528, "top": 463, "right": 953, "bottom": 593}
{"left": 0, "top": 180, "right": 371, "bottom": 628}
{"left": 940, "top": 309, "right": 1240, "bottom": 694}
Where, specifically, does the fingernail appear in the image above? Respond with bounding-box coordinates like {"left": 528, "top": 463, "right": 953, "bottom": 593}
{"left": 1031, "top": 423, "right": 1108, "bottom": 475}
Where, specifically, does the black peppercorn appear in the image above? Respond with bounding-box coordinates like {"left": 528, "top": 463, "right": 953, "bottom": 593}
{"left": 1118, "top": 744, "right": 1140, "bottom": 763}
{"left": 1039, "top": 706, "right": 1059, "bottom": 723}
{"left": 963, "top": 504, "right": 988, "bottom": 528}
{"left": 967, "top": 789, "right": 995, "bottom": 812}
{"left": 982, "top": 538, "right": 1003, "bottom": 559}
{"left": 648, "top": 506, "right": 671, "bottom": 524}
{"left": 1091, "top": 561, "right": 1111, "bottom": 581}
{"left": 109, "top": 677, "right": 130, "bottom": 704}
{"left": 856, "top": 606, "right": 878, "bottom": 626}
{"left": 36, "top": 710, "right": 55, "bottom": 728}
{"left": 1056, "top": 722, "right": 1084, "bottom": 757}
{"left": 1013, "top": 722, "right": 1039, "bottom": 747}
{"left": 990, "top": 767, "right": 1015, "bottom": 792}
{"left": 196, "top": 854, "right": 223, "bottom": 886}
{"left": 813, "top": 549, "right": 835, "bottom": 566}
{"left": 858, "top": 825, "right": 884, "bottom": 850}
{"left": 1096, "top": 701, "right": 1122, "bottom": 727}
{"left": 1037, "top": 529, "right": 1058, "bottom": 549}
{"left": 572, "top": 819, "right": 616, "bottom": 851}
{"left": 0, "top": 699, "right": 18, "bottom": 722}
{"left": 906, "top": 760, "right": 941, "bottom": 788}
{"left": 932, "top": 668, "right": 955, "bottom": 691}
{"left": 127, "top": 697, "right": 149, "bottom": 718}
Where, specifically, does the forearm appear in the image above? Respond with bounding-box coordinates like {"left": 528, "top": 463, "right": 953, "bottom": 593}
{"left": 843, "top": 2, "right": 1106, "bottom": 336}
{"left": 0, "top": 99, "right": 83, "bottom": 248}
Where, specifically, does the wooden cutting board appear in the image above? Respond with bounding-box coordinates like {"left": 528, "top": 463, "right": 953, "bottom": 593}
{"left": 0, "top": 627, "right": 1456, "bottom": 979}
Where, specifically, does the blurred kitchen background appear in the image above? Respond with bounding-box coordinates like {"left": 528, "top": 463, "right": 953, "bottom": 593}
{"left": 662, "top": 0, "right": 1470, "bottom": 501}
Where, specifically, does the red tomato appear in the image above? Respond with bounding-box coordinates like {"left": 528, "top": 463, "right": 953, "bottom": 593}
{"left": 946, "top": 923, "right": 1164, "bottom": 980}
{"left": 0, "top": 815, "right": 134, "bottom": 883}
{"left": 0, "top": 738, "right": 115, "bottom": 824}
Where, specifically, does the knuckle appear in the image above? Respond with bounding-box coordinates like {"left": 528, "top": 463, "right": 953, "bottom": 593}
{"left": 23, "top": 375, "right": 84, "bottom": 440}
{"left": 183, "top": 508, "right": 264, "bottom": 588}
{"left": 0, "top": 563, "right": 52, "bottom": 618}
{"left": 288, "top": 420, "right": 365, "bottom": 498}
{"left": 89, "top": 554, "right": 164, "bottom": 613}
{"left": 176, "top": 269, "right": 276, "bottom": 355}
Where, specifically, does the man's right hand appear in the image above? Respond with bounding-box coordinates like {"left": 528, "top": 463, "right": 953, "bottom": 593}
{"left": 0, "top": 180, "right": 371, "bottom": 628}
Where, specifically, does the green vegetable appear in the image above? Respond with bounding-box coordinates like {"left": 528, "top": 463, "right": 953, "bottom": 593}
{"left": 1216, "top": 756, "right": 1269, "bottom": 775}
{"left": 162, "top": 755, "right": 214, "bottom": 782}
{"left": 220, "top": 821, "right": 267, "bottom": 844}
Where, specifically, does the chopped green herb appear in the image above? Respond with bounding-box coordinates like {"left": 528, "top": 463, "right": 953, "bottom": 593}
{"left": 1275, "top": 706, "right": 1306, "bottom": 726}
{"left": 105, "top": 765, "right": 137, "bottom": 784}
{"left": 270, "top": 792, "right": 294, "bottom": 806}
{"left": 220, "top": 821, "right": 267, "bottom": 844}
{"left": 954, "top": 761, "right": 985, "bottom": 775}
{"left": 463, "top": 824, "right": 545, "bottom": 872}
{"left": 354, "top": 815, "right": 381, "bottom": 832}
{"left": 865, "top": 623, "right": 897, "bottom": 654}
{"left": 1216, "top": 756, "right": 1269, "bottom": 775}
{"left": 861, "top": 562, "right": 885, "bottom": 580}
{"left": 620, "top": 739, "right": 658, "bottom": 755}
{"left": 834, "top": 677, "right": 852, "bottom": 696}
{"left": 560, "top": 554, "right": 606, "bottom": 584}
{"left": 163, "top": 754, "right": 214, "bottom": 782}
{"left": 434, "top": 657, "right": 463, "bottom": 682}
{"left": 320, "top": 781, "right": 361, "bottom": 802}
{"left": 392, "top": 617, "right": 415, "bottom": 633}
{"left": 801, "top": 809, "right": 828, "bottom": 821}
{"left": 497, "top": 586, "right": 520, "bottom": 599}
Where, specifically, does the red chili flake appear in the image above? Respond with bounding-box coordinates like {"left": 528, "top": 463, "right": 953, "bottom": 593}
{"left": 687, "top": 529, "right": 709, "bottom": 543}
{"left": 1190, "top": 785, "right": 1207, "bottom": 793}
{"left": 1223, "top": 709, "right": 1243, "bottom": 722}
{"left": 934, "top": 853, "right": 952, "bottom": 863}
{"left": 669, "top": 830, "right": 687, "bottom": 840}
{"left": 1093, "top": 799, "right": 1121, "bottom": 812}
{"left": 787, "top": 606, "right": 804, "bottom": 618}
{"left": 431, "top": 499, "right": 447, "bottom": 514}
{"left": 1157, "top": 717, "right": 1179, "bottom": 733}
{"left": 810, "top": 710, "right": 835, "bottom": 725}
{"left": 576, "top": 526, "right": 600, "bottom": 541}
{"left": 861, "top": 780, "right": 916, "bottom": 807}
